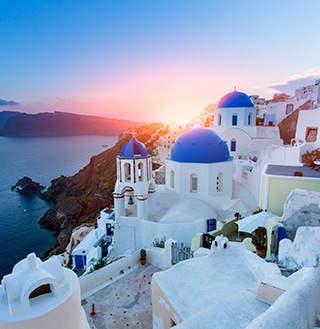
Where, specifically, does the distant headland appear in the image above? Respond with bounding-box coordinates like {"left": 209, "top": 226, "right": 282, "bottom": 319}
{"left": 0, "top": 111, "right": 145, "bottom": 137}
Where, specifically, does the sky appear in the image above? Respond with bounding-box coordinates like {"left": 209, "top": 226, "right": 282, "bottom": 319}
{"left": 1, "top": 0, "right": 320, "bottom": 123}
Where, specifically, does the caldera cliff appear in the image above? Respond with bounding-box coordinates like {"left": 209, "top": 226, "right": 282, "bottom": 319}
{"left": 39, "top": 123, "right": 166, "bottom": 255}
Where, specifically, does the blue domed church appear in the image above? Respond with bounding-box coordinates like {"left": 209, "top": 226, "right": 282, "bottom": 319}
{"left": 112, "top": 129, "right": 234, "bottom": 256}
{"left": 211, "top": 89, "right": 282, "bottom": 158}
{"left": 214, "top": 89, "right": 256, "bottom": 128}
{"left": 164, "top": 127, "right": 233, "bottom": 209}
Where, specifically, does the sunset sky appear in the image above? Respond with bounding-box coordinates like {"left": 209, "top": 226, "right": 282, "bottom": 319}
{"left": 1, "top": 0, "right": 320, "bottom": 123}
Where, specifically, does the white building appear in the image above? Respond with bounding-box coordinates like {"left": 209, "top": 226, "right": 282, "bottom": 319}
{"left": 111, "top": 128, "right": 237, "bottom": 256}
{"left": 212, "top": 89, "right": 282, "bottom": 158}
{"left": 295, "top": 107, "right": 320, "bottom": 143}
{"left": 295, "top": 79, "right": 320, "bottom": 106}
{"left": 152, "top": 245, "right": 320, "bottom": 328}
{"left": 163, "top": 127, "right": 233, "bottom": 209}
{"left": 68, "top": 208, "right": 115, "bottom": 271}
{"left": 154, "top": 125, "right": 186, "bottom": 165}
{"left": 250, "top": 95, "right": 267, "bottom": 119}
{"left": 0, "top": 253, "right": 88, "bottom": 329}
{"left": 265, "top": 97, "right": 307, "bottom": 126}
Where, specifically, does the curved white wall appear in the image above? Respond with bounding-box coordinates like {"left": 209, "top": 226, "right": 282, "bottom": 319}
{"left": 0, "top": 272, "right": 83, "bottom": 329}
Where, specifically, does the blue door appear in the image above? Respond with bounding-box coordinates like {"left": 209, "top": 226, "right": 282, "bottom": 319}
{"left": 75, "top": 255, "right": 86, "bottom": 269}
{"left": 102, "top": 244, "right": 108, "bottom": 257}
{"left": 106, "top": 223, "right": 112, "bottom": 236}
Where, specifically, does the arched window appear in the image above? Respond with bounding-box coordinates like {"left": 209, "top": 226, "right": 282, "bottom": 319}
{"left": 170, "top": 170, "right": 175, "bottom": 188}
{"left": 29, "top": 284, "right": 52, "bottom": 299}
{"left": 216, "top": 172, "right": 222, "bottom": 192}
{"left": 190, "top": 174, "right": 198, "bottom": 192}
{"left": 232, "top": 114, "right": 238, "bottom": 126}
{"left": 138, "top": 162, "right": 143, "bottom": 181}
{"left": 218, "top": 113, "right": 222, "bottom": 126}
{"left": 231, "top": 139, "right": 236, "bottom": 152}
{"left": 124, "top": 163, "right": 131, "bottom": 182}
{"left": 286, "top": 104, "right": 293, "bottom": 115}
{"left": 248, "top": 113, "right": 252, "bottom": 125}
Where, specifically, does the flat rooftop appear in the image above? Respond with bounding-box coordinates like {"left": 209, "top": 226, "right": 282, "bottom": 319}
{"left": 153, "top": 249, "right": 269, "bottom": 328}
{"left": 82, "top": 263, "right": 161, "bottom": 329}
{"left": 265, "top": 164, "right": 320, "bottom": 178}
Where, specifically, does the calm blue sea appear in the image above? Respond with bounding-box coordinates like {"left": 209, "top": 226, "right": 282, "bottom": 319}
{"left": 0, "top": 135, "right": 118, "bottom": 279}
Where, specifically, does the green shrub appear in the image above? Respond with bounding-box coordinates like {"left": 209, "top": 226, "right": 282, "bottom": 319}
{"left": 93, "top": 259, "right": 106, "bottom": 271}
{"left": 152, "top": 236, "right": 166, "bottom": 248}
{"left": 67, "top": 254, "right": 73, "bottom": 269}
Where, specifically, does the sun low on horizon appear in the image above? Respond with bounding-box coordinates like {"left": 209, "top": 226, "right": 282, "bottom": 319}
{"left": 1, "top": 0, "right": 320, "bottom": 124}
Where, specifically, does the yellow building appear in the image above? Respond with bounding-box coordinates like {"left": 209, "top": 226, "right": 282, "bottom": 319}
{"left": 259, "top": 164, "right": 320, "bottom": 216}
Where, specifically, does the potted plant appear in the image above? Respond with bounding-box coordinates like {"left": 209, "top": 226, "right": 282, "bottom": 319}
{"left": 140, "top": 249, "right": 147, "bottom": 265}
{"left": 251, "top": 226, "right": 267, "bottom": 258}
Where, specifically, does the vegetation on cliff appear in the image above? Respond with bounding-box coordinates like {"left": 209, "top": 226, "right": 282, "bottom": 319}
{"left": 39, "top": 122, "right": 166, "bottom": 255}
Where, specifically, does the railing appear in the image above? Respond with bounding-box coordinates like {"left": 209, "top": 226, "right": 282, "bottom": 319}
{"left": 171, "top": 242, "right": 193, "bottom": 265}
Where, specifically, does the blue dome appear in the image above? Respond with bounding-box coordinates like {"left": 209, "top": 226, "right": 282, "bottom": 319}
{"left": 217, "top": 90, "right": 254, "bottom": 108}
{"left": 170, "top": 128, "right": 231, "bottom": 163}
{"left": 119, "top": 137, "right": 148, "bottom": 158}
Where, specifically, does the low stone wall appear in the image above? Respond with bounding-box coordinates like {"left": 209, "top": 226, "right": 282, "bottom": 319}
{"left": 79, "top": 240, "right": 174, "bottom": 298}
{"left": 80, "top": 253, "right": 140, "bottom": 297}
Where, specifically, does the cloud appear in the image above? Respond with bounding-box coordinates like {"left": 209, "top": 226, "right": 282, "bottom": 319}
{"left": 269, "top": 69, "right": 320, "bottom": 95}
{"left": 0, "top": 99, "right": 20, "bottom": 106}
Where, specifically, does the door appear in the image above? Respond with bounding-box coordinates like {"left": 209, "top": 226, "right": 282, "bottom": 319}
{"left": 74, "top": 255, "right": 86, "bottom": 269}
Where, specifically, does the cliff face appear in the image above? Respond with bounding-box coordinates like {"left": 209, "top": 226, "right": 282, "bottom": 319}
{"left": 0, "top": 111, "right": 145, "bottom": 137}
{"left": 0, "top": 111, "right": 22, "bottom": 130}
{"left": 278, "top": 100, "right": 311, "bottom": 144}
{"left": 39, "top": 123, "right": 165, "bottom": 255}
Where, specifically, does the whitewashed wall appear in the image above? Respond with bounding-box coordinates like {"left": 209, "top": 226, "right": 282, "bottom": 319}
{"left": 165, "top": 159, "right": 233, "bottom": 208}
{"left": 295, "top": 108, "right": 320, "bottom": 143}
{"left": 113, "top": 216, "right": 206, "bottom": 256}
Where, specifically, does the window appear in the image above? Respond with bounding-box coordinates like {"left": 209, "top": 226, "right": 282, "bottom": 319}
{"left": 170, "top": 170, "right": 175, "bottom": 188}
{"left": 124, "top": 163, "right": 131, "bottom": 182}
{"left": 138, "top": 163, "right": 143, "bottom": 181}
{"left": 232, "top": 114, "right": 238, "bottom": 126}
{"left": 216, "top": 172, "right": 222, "bottom": 191}
{"left": 29, "top": 284, "right": 51, "bottom": 299}
{"left": 190, "top": 174, "right": 198, "bottom": 192}
{"left": 218, "top": 113, "right": 222, "bottom": 126}
{"left": 286, "top": 104, "right": 294, "bottom": 115}
{"left": 305, "top": 127, "right": 318, "bottom": 142}
{"left": 231, "top": 139, "right": 236, "bottom": 152}
{"left": 248, "top": 113, "right": 252, "bottom": 125}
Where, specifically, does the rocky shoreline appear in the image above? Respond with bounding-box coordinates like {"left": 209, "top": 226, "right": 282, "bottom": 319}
{"left": 11, "top": 176, "right": 45, "bottom": 194}
{"left": 38, "top": 123, "right": 165, "bottom": 256}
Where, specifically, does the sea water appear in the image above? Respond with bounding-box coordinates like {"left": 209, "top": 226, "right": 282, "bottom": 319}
{"left": 0, "top": 135, "right": 118, "bottom": 279}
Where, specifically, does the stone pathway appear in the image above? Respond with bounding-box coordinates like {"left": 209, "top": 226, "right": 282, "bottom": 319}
{"left": 82, "top": 263, "right": 161, "bottom": 329}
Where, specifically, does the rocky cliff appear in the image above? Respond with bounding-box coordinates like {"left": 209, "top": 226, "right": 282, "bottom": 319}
{"left": 39, "top": 123, "right": 166, "bottom": 255}
{"left": 11, "top": 176, "right": 45, "bottom": 194}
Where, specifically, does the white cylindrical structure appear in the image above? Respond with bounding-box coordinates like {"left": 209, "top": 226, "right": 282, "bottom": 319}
{"left": 0, "top": 255, "right": 86, "bottom": 329}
